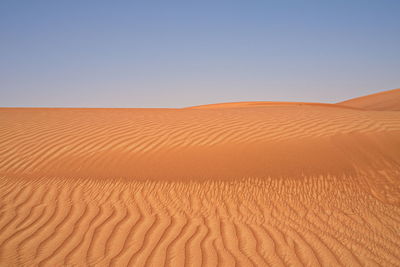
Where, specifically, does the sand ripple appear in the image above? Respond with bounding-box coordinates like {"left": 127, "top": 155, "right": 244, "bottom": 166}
{"left": 0, "top": 103, "right": 400, "bottom": 266}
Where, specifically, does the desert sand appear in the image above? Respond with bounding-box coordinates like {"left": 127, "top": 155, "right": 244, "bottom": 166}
{"left": 338, "top": 88, "right": 400, "bottom": 111}
{"left": 0, "top": 89, "right": 400, "bottom": 266}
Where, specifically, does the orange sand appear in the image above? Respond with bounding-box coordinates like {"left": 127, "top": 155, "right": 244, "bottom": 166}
{"left": 0, "top": 89, "right": 399, "bottom": 266}
{"left": 338, "top": 88, "right": 400, "bottom": 111}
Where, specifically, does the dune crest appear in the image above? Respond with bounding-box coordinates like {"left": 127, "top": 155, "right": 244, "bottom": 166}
{"left": 1, "top": 90, "right": 400, "bottom": 266}
{"left": 338, "top": 88, "right": 400, "bottom": 111}
{"left": 186, "top": 101, "right": 359, "bottom": 110}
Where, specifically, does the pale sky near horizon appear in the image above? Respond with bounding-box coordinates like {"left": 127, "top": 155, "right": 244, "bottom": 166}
{"left": 1, "top": 1, "right": 399, "bottom": 108}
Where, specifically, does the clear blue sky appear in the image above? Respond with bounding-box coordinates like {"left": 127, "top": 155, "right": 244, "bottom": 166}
{"left": 1, "top": 1, "right": 399, "bottom": 108}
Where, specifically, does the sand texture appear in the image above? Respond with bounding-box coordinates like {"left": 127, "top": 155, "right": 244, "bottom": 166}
{"left": 339, "top": 88, "right": 400, "bottom": 111}
{"left": 1, "top": 92, "right": 400, "bottom": 266}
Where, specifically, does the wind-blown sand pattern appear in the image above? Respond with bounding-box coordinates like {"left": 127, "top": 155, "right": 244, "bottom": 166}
{"left": 339, "top": 88, "right": 400, "bottom": 111}
{"left": 1, "top": 90, "right": 400, "bottom": 266}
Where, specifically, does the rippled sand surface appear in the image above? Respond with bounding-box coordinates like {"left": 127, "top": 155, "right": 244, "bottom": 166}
{"left": 1, "top": 90, "right": 400, "bottom": 266}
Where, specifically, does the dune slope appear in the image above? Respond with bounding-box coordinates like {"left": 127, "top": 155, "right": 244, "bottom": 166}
{"left": 338, "top": 88, "right": 400, "bottom": 111}
{"left": 0, "top": 103, "right": 400, "bottom": 266}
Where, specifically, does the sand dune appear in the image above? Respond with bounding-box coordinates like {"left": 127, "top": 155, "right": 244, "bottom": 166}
{"left": 338, "top": 88, "right": 400, "bottom": 111}
{"left": 186, "top": 101, "right": 351, "bottom": 109}
{"left": 1, "top": 91, "right": 400, "bottom": 266}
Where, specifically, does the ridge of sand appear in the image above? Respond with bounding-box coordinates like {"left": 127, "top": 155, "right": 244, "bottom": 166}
{"left": 186, "top": 101, "right": 361, "bottom": 110}
{"left": 1, "top": 94, "right": 400, "bottom": 265}
{"left": 338, "top": 88, "right": 400, "bottom": 111}
{"left": 1, "top": 106, "right": 399, "bottom": 185}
